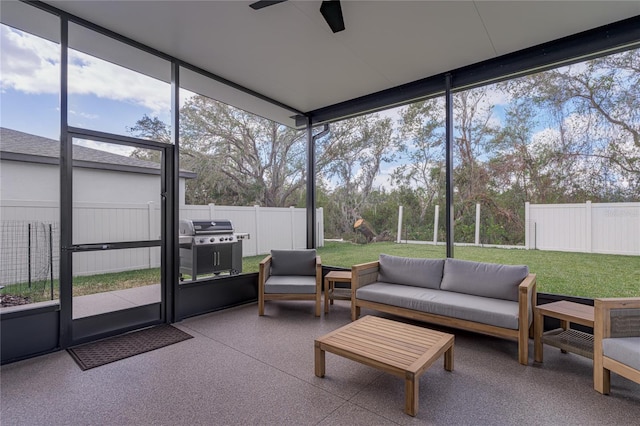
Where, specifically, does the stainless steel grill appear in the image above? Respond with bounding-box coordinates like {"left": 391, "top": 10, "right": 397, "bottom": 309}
{"left": 178, "top": 219, "right": 248, "bottom": 280}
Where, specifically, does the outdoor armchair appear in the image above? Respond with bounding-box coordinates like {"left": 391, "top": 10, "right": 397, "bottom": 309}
{"left": 593, "top": 297, "right": 640, "bottom": 394}
{"left": 258, "top": 249, "right": 322, "bottom": 317}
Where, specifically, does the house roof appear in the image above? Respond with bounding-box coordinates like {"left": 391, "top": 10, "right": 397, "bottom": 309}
{"left": 12, "top": 1, "right": 638, "bottom": 128}
{"left": 0, "top": 127, "right": 196, "bottom": 179}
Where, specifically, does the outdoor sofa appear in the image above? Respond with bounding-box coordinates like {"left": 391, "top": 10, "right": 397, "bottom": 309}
{"left": 351, "top": 254, "right": 537, "bottom": 365}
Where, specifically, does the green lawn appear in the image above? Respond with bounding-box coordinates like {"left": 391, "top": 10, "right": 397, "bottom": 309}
{"left": 3, "top": 241, "right": 638, "bottom": 305}
{"left": 243, "top": 241, "right": 640, "bottom": 299}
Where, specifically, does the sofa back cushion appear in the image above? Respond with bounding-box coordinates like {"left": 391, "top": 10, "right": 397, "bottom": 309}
{"left": 440, "top": 258, "right": 529, "bottom": 301}
{"left": 377, "top": 254, "right": 444, "bottom": 289}
{"left": 270, "top": 249, "right": 317, "bottom": 276}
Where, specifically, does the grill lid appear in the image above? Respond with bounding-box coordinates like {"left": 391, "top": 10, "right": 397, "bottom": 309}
{"left": 179, "top": 219, "right": 234, "bottom": 236}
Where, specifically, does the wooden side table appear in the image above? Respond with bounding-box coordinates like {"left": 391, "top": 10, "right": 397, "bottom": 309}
{"left": 534, "top": 300, "right": 595, "bottom": 363}
{"left": 324, "top": 270, "right": 352, "bottom": 314}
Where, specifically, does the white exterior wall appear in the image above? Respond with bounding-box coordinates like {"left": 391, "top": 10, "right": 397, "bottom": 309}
{"left": 0, "top": 160, "right": 187, "bottom": 204}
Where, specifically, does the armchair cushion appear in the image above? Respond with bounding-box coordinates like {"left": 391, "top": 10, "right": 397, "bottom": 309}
{"left": 270, "top": 249, "right": 317, "bottom": 276}
{"left": 264, "top": 276, "right": 317, "bottom": 294}
{"left": 602, "top": 337, "right": 640, "bottom": 371}
{"left": 378, "top": 254, "right": 444, "bottom": 289}
{"left": 440, "top": 258, "right": 529, "bottom": 302}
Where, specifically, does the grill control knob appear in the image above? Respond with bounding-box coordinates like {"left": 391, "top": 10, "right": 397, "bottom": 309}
{"left": 199, "top": 238, "right": 205, "bottom": 243}
{"left": 210, "top": 237, "right": 215, "bottom": 242}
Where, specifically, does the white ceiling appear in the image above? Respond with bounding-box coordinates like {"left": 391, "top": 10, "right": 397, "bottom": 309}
{"left": 13, "top": 1, "right": 640, "bottom": 127}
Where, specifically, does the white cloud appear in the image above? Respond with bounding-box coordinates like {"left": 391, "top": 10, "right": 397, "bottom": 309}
{"left": 73, "top": 138, "right": 135, "bottom": 157}
{"left": 1, "top": 25, "right": 171, "bottom": 115}
{"left": 0, "top": 25, "right": 59, "bottom": 94}
{"left": 68, "top": 49, "right": 171, "bottom": 114}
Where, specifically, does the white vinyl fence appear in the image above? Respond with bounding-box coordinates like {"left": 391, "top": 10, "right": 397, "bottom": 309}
{"left": 396, "top": 202, "right": 639, "bottom": 256}
{"left": 0, "top": 200, "right": 324, "bottom": 285}
{"left": 526, "top": 202, "right": 639, "bottom": 255}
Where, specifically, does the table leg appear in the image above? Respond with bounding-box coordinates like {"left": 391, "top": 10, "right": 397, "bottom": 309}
{"left": 404, "top": 372, "right": 418, "bottom": 417}
{"left": 560, "top": 319, "right": 569, "bottom": 354}
{"left": 444, "top": 344, "right": 454, "bottom": 371}
{"left": 534, "top": 309, "right": 543, "bottom": 362}
{"left": 314, "top": 341, "right": 325, "bottom": 378}
{"left": 324, "top": 278, "right": 329, "bottom": 314}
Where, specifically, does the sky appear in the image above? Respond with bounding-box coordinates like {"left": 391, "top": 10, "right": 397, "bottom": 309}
{"left": 1, "top": 23, "right": 174, "bottom": 156}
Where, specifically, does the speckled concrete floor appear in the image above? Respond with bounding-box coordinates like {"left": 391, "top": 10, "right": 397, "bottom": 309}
{"left": 2, "top": 301, "right": 639, "bottom": 425}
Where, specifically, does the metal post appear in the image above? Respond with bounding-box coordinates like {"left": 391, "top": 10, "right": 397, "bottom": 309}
{"left": 445, "top": 73, "right": 454, "bottom": 258}
{"left": 59, "top": 16, "right": 72, "bottom": 348}
{"left": 306, "top": 116, "right": 316, "bottom": 249}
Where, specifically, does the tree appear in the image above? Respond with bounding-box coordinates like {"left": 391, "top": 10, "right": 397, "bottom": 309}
{"left": 130, "top": 96, "right": 397, "bottom": 237}
{"left": 393, "top": 97, "right": 446, "bottom": 223}
{"left": 506, "top": 49, "right": 640, "bottom": 201}
{"left": 316, "top": 114, "right": 396, "bottom": 236}
{"left": 129, "top": 96, "right": 307, "bottom": 206}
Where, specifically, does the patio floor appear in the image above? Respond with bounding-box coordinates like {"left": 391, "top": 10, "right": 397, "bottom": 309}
{"left": 1, "top": 299, "right": 639, "bottom": 425}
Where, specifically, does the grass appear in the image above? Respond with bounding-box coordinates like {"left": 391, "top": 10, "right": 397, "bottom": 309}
{"left": 1, "top": 268, "right": 160, "bottom": 304}
{"left": 2, "top": 241, "right": 638, "bottom": 304}
{"left": 243, "top": 241, "right": 640, "bottom": 298}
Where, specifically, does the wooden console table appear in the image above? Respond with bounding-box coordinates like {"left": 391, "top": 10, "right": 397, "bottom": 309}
{"left": 534, "top": 300, "right": 595, "bottom": 362}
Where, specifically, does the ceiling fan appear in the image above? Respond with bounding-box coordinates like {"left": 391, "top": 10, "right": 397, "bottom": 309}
{"left": 249, "top": 0, "right": 346, "bottom": 33}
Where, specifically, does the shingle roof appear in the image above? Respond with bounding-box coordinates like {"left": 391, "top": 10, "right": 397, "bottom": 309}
{"left": 0, "top": 127, "right": 195, "bottom": 178}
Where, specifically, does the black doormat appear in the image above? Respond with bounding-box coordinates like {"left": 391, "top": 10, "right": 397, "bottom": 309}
{"left": 67, "top": 324, "right": 193, "bottom": 371}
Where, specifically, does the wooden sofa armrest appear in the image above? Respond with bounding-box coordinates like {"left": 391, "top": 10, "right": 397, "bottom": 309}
{"left": 259, "top": 254, "right": 272, "bottom": 284}
{"left": 595, "top": 297, "right": 640, "bottom": 339}
{"left": 315, "top": 256, "right": 322, "bottom": 291}
{"left": 351, "top": 261, "right": 380, "bottom": 291}
{"left": 350, "top": 261, "right": 379, "bottom": 321}
{"left": 594, "top": 297, "right": 640, "bottom": 393}
{"left": 258, "top": 254, "right": 272, "bottom": 316}
{"left": 517, "top": 273, "right": 536, "bottom": 365}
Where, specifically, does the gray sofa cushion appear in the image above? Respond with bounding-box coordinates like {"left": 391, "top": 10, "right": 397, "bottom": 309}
{"left": 356, "top": 282, "right": 521, "bottom": 329}
{"left": 440, "top": 259, "right": 529, "bottom": 302}
{"left": 378, "top": 254, "right": 444, "bottom": 289}
{"left": 270, "top": 249, "right": 316, "bottom": 276}
{"left": 264, "top": 275, "right": 317, "bottom": 294}
{"left": 603, "top": 337, "right": 640, "bottom": 371}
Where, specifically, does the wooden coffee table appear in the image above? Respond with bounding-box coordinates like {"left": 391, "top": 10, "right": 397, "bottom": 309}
{"left": 314, "top": 315, "right": 454, "bottom": 416}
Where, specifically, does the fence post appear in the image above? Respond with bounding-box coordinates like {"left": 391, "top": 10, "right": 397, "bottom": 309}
{"left": 147, "top": 202, "right": 154, "bottom": 268}
{"left": 397, "top": 206, "right": 403, "bottom": 243}
{"left": 254, "top": 205, "right": 261, "bottom": 255}
{"left": 433, "top": 205, "right": 439, "bottom": 244}
{"left": 475, "top": 203, "right": 481, "bottom": 245}
{"left": 209, "top": 203, "right": 216, "bottom": 220}
{"left": 28, "top": 223, "right": 32, "bottom": 288}
{"left": 525, "top": 202, "right": 530, "bottom": 250}
{"left": 290, "top": 206, "right": 296, "bottom": 249}
{"left": 586, "top": 200, "right": 592, "bottom": 253}
{"left": 49, "top": 223, "right": 54, "bottom": 300}
{"left": 317, "top": 207, "right": 324, "bottom": 247}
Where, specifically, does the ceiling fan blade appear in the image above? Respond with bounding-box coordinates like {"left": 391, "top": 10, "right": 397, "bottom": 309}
{"left": 320, "top": 0, "right": 345, "bottom": 33}
{"left": 249, "top": 0, "right": 288, "bottom": 11}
